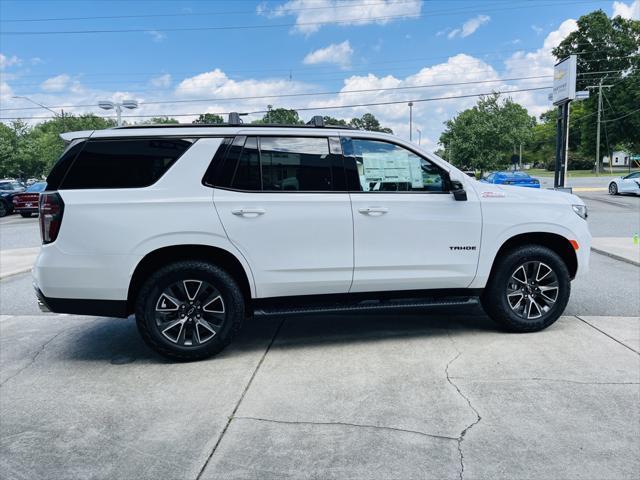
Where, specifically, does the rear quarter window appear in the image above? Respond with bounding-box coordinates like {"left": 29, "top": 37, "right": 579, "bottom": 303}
{"left": 58, "top": 138, "right": 194, "bottom": 189}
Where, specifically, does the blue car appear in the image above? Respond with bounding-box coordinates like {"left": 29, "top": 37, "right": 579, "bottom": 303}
{"left": 480, "top": 171, "right": 540, "bottom": 188}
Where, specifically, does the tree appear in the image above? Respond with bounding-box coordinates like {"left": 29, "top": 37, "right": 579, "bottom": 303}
{"left": 252, "top": 108, "right": 303, "bottom": 125}
{"left": 552, "top": 10, "right": 640, "bottom": 163}
{"left": 193, "top": 113, "right": 224, "bottom": 124}
{"left": 322, "top": 116, "right": 347, "bottom": 126}
{"left": 141, "top": 117, "right": 179, "bottom": 125}
{"left": 439, "top": 94, "right": 535, "bottom": 173}
{"left": 0, "top": 114, "right": 116, "bottom": 178}
{"left": 349, "top": 113, "right": 393, "bottom": 133}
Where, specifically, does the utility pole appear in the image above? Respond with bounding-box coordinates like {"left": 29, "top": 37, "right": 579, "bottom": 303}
{"left": 519, "top": 142, "right": 522, "bottom": 170}
{"left": 595, "top": 81, "right": 603, "bottom": 175}
{"left": 408, "top": 102, "right": 413, "bottom": 141}
{"left": 587, "top": 80, "right": 612, "bottom": 175}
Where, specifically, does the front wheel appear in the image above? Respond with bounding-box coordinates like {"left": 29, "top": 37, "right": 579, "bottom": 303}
{"left": 135, "top": 261, "right": 245, "bottom": 361}
{"left": 0, "top": 201, "right": 8, "bottom": 217}
{"left": 20, "top": 212, "right": 32, "bottom": 218}
{"left": 481, "top": 245, "right": 570, "bottom": 332}
{"left": 609, "top": 182, "right": 618, "bottom": 195}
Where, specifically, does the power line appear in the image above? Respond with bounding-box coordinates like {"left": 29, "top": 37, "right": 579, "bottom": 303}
{"left": 1, "top": 75, "right": 555, "bottom": 112}
{"left": 0, "top": 85, "right": 553, "bottom": 120}
{"left": 0, "top": 1, "right": 606, "bottom": 35}
{"left": 0, "top": 0, "right": 422, "bottom": 22}
{"left": 602, "top": 107, "right": 640, "bottom": 123}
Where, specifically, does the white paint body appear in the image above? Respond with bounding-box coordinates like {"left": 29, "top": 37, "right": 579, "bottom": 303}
{"left": 34, "top": 127, "right": 591, "bottom": 302}
{"left": 609, "top": 173, "right": 640, "bottom": 195}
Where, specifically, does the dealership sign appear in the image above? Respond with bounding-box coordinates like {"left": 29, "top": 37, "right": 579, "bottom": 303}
{"left": 552, "top": 55, "right": 577, "bottom": 105}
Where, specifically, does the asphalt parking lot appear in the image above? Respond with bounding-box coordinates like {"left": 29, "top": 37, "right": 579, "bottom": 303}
{"left": 1, "top": 184, "right": 639, "bottom": 480}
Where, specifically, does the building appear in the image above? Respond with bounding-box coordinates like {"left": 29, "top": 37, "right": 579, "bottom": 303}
{"left": 603, "top": 150, "right": 630, "bottom": 166}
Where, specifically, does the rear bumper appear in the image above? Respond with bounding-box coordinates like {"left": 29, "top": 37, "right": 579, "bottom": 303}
{"left": 34, "top": 284, "right": 128, "bottom": 318}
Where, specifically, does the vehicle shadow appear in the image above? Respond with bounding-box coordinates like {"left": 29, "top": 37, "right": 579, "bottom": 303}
{"left": 62, "top": 305, "right": 497, "bottom": 364}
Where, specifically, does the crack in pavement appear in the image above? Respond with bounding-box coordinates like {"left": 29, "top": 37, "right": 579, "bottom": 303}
{"left": 448, "top": 377, "right": 639, "bottom": 385}
{"left": 233, "top": 416, "right": 458, "bottom": 442}
{"left": 0, "top": 330, "right": 65, "bottom": 387}
{"left": 445, "top": 351, "right": 482, "bottom": 480}
{"left": 194, "top": 318, "right": 286, "bottom": 480}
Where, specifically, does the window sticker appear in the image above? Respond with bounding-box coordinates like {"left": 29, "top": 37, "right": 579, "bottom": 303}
{"left": 360, "top": 151, "right": 423, "bottom": 191}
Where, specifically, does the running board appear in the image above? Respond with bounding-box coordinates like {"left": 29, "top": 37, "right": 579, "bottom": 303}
{"left": 253, "top": 296, "right": 479, "bottom": 317}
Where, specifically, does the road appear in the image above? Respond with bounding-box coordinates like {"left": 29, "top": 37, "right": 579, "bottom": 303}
{"left": 1, "top": 187, "right": 638, "bottom": 480}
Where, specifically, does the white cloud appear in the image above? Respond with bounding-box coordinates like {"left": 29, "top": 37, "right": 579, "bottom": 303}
{"left": 41, "top": 74, "right": 71, "bottom": 92}
{"left": 303, "top": 41, "right": 353, "bottom": 68}
{"left": 612, "top": 0, "right": 639, "bottom": 19}
{"left": 150, "top": 74, "right": 172, "bottom": 88}
{"left": 260, "top": 0, "right": 422, "bottom": 34}
{"left": 145, "top": 30, "right": 166, "bottom": 42}
{"left": 448, "top": 15, "right": 490, "bottom": 39}
{"left": 0, "top": 54, "right": 21, "bottom": 70}
{"left": 504, "top": 18, "right": 578, "bottom": 117}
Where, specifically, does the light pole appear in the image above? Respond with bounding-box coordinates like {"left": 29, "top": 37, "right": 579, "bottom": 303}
{"left": 13, "top": 95, "right": 65, "bottom": 128}
{"left": 416, "top": 128, "right": 422, "bottom": 146}
{"left": 98, "top": 100, "right": 138, "bottom": 126}
{"left": 408, "top": 102, "right": 413, "bottom": 141}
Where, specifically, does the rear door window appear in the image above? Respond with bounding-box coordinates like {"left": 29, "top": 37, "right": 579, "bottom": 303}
{"left": 59, "top": 138, "right": 193, "bottom": 189}
{"left": 260, "top": 137, "right": 333, "bottom": 191}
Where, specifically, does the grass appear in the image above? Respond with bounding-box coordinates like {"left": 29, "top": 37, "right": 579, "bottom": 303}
{"left": 526, "top": 168, "right": 640, "bottom": 178}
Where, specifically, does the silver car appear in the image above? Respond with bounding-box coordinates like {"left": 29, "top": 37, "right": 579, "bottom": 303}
{"left": 609, "top": 172, "right": 640, "bottom": 195}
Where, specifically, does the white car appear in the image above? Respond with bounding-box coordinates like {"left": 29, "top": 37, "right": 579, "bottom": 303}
{"left": 609, "top": 171, "right": 640, "bottom": 195}
{"left": 33, "top": 117, "right": 591, "bottom": 360}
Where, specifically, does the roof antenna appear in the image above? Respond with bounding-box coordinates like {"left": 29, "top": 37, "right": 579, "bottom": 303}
{"left": 289, "top": 69, "right": 292, "bottom": 82}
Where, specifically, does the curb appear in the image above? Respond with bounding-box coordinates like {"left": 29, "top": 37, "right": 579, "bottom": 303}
{"left": 0, "top": 266, "right": 33, "bottom": 280}
{"left": 591, "top": 247, "right": 640, "bottom": 267}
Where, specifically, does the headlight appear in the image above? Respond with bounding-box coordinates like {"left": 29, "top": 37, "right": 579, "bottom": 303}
{"left": 572, "top": 204, "right": 588, "bottom": 220}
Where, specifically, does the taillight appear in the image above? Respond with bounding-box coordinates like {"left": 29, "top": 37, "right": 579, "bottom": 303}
{"left": 39, "top": 192, "right": 64, "bottom": 244}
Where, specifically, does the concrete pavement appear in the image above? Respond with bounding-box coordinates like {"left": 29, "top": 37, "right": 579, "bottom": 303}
{"left": 591, "top": 237, "right": 640, "bottom": 267}
{"left": 0, "top": 248, "right": 39, "bottom": 280}
{"left": 1, "top": 312, "right": 638, "bottom": 479}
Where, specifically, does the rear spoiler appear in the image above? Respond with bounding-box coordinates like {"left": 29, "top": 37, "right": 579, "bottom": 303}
{"left": 59, "top": 130, "right": 95, "bottom": 143}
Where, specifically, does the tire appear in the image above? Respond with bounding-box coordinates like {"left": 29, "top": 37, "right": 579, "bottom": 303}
{"left": 135, "top": 261, "right": 245, "bottom": 361}
{"left": 481, "top": 245, "right": 570, "bottom": 332}
{"left": 609, "top": 182, "right": 618, "bottom": 195}
{"left": 0, "top": 201, "right": 8, "bottom": 217}
{"left": 20, "top": 212, "right": 32, "bottom": 218}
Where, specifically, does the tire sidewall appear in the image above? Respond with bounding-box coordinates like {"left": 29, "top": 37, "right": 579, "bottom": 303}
{"left": 609, "top": 182, "right": 618, "bottom": 195}
{"left": 136, "top": 262, "right": 244, "bottom": 360}
{"left": 488, "top": 246, "right": 570, "bottom": 331}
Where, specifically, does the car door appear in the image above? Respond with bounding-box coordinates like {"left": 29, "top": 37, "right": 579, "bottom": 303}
{"left": 212, "top": 135, "right": 354, "bottom": 298}
{"left": 343, "top": 136, "right": 482, "bottom": 292}
{"left": 620, "top": 172, "right": 640, "bottom": 193}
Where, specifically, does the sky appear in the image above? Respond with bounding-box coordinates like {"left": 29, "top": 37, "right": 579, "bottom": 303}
{"left": 1, "top": 0, "right": 639, "bottom": 149}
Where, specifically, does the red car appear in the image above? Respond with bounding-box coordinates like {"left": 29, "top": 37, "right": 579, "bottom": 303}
{"left": 12, "top": 182, "right": 47, "bottom": 217}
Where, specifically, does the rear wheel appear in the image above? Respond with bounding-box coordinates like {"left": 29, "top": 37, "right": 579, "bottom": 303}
{"left": 481, "top": 245, "right": 570, "bottom": 332}
{"left": 609, "top": 182, "right": 618, "bottom": 195}
{"left": 135, "top": 261, "right": 244, "bottom": 361}
{"left": 0, "top": 201, "right": 8, "bottom": 217}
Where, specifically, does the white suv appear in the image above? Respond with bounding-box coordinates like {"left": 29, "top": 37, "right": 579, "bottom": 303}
{"left": 33, "top": 117, "right": 591, "bottom": 360}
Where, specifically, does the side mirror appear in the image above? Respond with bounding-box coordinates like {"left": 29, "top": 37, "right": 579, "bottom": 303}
{"left": 450, "top": 180, "right": 467, "bottom": 201}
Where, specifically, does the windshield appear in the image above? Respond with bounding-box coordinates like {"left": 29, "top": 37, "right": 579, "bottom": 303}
{"left": 26, "top": 182, "right": 47, "bottom": 192}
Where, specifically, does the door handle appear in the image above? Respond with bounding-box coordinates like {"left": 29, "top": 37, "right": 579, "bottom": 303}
{"left": 358, "top": 207, "right": 389, "bottom": 215}
{"left": 231, "top": 208, "right": 266, "bottom": 217}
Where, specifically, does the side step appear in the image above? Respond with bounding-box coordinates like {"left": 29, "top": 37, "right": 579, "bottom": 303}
{"left": 253, "top": 296, "right": 479, "bottom": 317}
